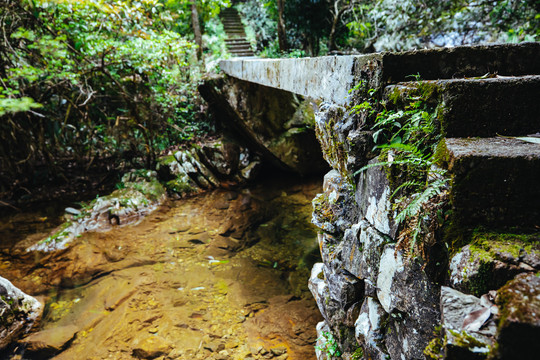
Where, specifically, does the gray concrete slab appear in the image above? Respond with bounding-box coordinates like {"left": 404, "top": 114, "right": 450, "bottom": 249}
{"left": 220, "top": 55, "right": 381, "bottom": 105}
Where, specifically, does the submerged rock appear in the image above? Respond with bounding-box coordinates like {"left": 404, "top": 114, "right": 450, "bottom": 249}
{"left": 0, "top": 276, "right": 43, "bottom": 350}
{"left": 23, "top": 324, "right": 79, "bottom": 358}
{"left": 27, "top": 169, "right": 166, "bottom": 252}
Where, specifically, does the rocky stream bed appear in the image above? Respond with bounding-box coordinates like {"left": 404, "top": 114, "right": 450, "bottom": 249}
{"left": 0, "top": 176, "right": 323, "bottom": 360}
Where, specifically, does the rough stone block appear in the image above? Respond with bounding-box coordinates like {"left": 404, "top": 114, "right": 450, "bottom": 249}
{"left": 333, "top": 222, "right": 363, "bottom": 277}
{"left": 385, "top": 75, "right": 540, "bottom": 137}
{"left": 358, "top": 220, "right": 388, "bottom": 287}
{"left": 381, "top": 42, "right": 540, "bottom": 82}
{"left": 376, "top": 245, "right": 440, "bottom": 359}
{"left": 355, "top": 158, "right": 398, "bottom": 238}
{"left": 312, "top": 170, "right": 358, "bottom": 235}
{"left": 441, "top": 137, "right": 540, "bottom": 230}
{"left": 449, "top": 232, "right": 539, "bottom": 297}
{"left": 495, "top": 273, "right": 540, "bottom": 360}
{"left": 354, "top": 297, "right": 388, "bottom": 360}
{"left": 440, "top": 286, "right": 496, "bottom": 360}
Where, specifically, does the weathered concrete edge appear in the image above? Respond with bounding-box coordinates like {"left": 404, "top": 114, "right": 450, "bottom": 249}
{"left": 219, "top": 55, "right": 380, "bottom": 105}
{"left": 219, "top": 42, "right": 540, "bottom": 105}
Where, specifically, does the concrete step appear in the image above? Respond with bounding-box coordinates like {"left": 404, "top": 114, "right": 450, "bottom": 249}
{"left": 439, "top": 137, "right": 540, "bottom": 230}
{"left": 384, "top": 75, "right": 540, "bottom": 137}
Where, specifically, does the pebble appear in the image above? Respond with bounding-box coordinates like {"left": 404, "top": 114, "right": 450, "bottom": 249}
{"left": 65, "top": 207, "right": 81, "bottom": 215}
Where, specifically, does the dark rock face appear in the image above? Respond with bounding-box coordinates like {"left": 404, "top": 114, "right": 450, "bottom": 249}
{"left": 199, "top": 76, "right": 328, "bottom": 176}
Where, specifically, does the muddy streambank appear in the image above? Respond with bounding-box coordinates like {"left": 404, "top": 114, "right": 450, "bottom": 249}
{"left": 0, "top": 176, "right": 323, "bottom": 360}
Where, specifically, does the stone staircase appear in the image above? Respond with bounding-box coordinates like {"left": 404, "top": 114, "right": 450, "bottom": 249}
{"left": 220, "top": 7, "right": 255, "bottom": 58}
{"left": 382, "top": 66, "right": 540, "bottom": 231}
{"left": 307, "top": 43, "right": 540, "bottom": 360}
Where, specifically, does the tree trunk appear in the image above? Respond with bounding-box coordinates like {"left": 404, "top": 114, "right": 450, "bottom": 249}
{"left": 328, "top": 15, "right": 340, "bottom": 52}
{"left": 277, "top": 0, "right": 288, "bottom": 52}
{"left": 191, "top": 2, "right": 203, "bottom": 60}
{"left": 328, "top": 6, "right": 347, "bottom": 52}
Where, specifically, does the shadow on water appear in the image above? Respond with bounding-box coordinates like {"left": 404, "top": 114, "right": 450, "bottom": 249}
{"left": 1, "top": 172, "right": 324, "bottom": 360}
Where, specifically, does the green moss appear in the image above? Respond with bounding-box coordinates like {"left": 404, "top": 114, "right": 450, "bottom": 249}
{"left": 312, "top": 193, "right": 336, "bottom": 224}
{"left": 470, "top": 230, "right": 540, "bottom": 259}
{"left": 127, "top": 178, "right": 165, "bottom": 201}
{"left": 165, "top": 177, "right": 196, "bottom": 196}
{"left": 424, "top": 336, "right": 444, "bottom": 359}
{"left": 158, "top": 155, "right": 177, "bottom": 166}
{"left": 449, "top": 330, "right": 489, "bottom": 352}
{"left": 40, "top": 221, "right": 73, "bottom": 244}
{"left": 433, "top": 139, "right": 450, "bottom": 168}
{"left": 351, "top": 346, "right": 364, "bottom": 360}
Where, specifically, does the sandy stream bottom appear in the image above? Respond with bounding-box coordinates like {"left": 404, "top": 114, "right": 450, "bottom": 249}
{"left": 0, "top": 177, "right": 323, "bottom": 360}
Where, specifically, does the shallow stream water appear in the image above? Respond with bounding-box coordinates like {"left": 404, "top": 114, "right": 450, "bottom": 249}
{"left": 0, "top": 176, "right": 323, "bottom": 360}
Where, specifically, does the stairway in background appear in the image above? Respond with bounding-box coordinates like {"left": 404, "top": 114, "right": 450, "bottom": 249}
{"left": 220, "top": 7, "right": 255, "bottom": 58}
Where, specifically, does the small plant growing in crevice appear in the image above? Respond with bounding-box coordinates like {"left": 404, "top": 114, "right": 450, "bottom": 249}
{"left": 316, "top": 331, "right": 343, "bottom": 359}
{"left": 353, "top": 76, "right": 449, "bottom": 257}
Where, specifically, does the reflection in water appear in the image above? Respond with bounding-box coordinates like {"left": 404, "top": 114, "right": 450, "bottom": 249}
{"left": 1, "top": 176, "right": 323, "bottom": 360}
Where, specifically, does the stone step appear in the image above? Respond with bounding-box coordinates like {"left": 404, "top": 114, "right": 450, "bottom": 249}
{"left": 227, "top": 44, "right": 252, "bottom": 50}
{"left": 226, "top": 40, "right": 251, "bottom": 47}
{"left": 229, "top": 52, "right": 255, "bottom": 57}
{"left": 226, "top": 34, "right": 247, "bottom": 39}
{"left": 221, "top": 18, "right": 241, "bottom": 22}
{"left": 384, "top": 75, "right": 540, "bottom": 137}
{"left": 439, "top": 137, "right": 540, "bottom": 230}
{"left": 382, "top": 42, "right": 540, "bottom": 83}
{"left": 225, "top": 38, "right": 250, "bottom": 43}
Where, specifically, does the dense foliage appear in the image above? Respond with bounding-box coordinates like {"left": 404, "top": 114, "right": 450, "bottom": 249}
{"left": 239, "top": 0, "right": 539, "bottom": 56}
{"left": 0, "top": 0, "right": 227, "bottom": 194}
{"left": 0, "top": 0, "right": 537, "bottom": 199}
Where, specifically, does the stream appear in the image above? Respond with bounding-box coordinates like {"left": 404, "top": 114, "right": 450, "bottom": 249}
{"left": 0, "top": 176, "right": 323, "bottom": 360}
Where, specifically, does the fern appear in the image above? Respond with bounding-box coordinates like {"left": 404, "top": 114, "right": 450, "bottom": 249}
{"left": 395, "top": 178, "right": 448, "bottom": 225}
